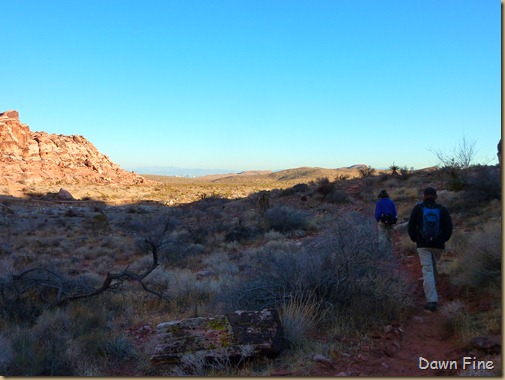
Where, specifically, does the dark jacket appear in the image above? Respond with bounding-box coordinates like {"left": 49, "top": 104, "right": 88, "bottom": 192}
{"left": 375, "top": 198, "right": 397, "bottom": 223}
{"left": 408, "top": 198, "right": 453, "bottom": 249}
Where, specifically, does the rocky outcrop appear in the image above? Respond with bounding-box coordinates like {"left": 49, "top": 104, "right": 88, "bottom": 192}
{"left": 0, "top": 110, "right": 146, "bottom": 185}
{"left": 150, "top": 309, "right": 284, "bottom": 365}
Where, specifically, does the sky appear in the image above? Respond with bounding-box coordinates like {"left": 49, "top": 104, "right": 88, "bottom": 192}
{"left": 1, "top": 0, "right": 501, "bottom": 173}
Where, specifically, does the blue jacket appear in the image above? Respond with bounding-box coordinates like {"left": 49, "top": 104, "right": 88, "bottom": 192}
{"left": 375, "top": 198, "right": 397, "bottom": 222}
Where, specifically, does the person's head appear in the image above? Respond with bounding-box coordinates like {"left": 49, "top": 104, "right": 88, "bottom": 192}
{"left": 377, "top": 189, "right": 389, "bottom": 199}
{"left": 423, "top": 187, "right": 437, "bottom": 199}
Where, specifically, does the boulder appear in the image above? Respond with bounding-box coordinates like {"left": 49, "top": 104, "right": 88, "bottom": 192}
{"left": 57, "top": 188, "right": 75, "bottom": 201}
{"left": 150, "top": 309, "right": 284, "bottom": 365}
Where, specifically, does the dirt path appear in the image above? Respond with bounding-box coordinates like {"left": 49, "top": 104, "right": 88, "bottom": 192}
{"left": 300, "top": 235, "right": 470, "bottom": 377}
{"left": 123, "top": 184, "right": 497, "bottom": 376}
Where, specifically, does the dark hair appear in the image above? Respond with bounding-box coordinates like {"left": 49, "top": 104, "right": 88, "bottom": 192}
{"left": 423, "top": 187, "right": 437, "bottom": 198}
{"left": 377, "top": 190, "right": 389, "bottom": 199}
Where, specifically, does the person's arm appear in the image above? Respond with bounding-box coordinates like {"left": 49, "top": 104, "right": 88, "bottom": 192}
{"left": 440, "top": 207, "right": 453, "bottom": 242}
{"left": 407, "top": 205, "right": 419, "bottom": 242}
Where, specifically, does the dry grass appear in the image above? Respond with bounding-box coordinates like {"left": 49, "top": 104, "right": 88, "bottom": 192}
{"left": 0, "top": 165, "right": 501, "bottom": 376}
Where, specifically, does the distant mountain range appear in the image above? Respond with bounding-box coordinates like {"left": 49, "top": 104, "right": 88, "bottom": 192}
{"left": 127, "top": 166, "right": 238, "bottom": 177}
{"left": 132, "top": 164, "right": 370, "bottom": 181}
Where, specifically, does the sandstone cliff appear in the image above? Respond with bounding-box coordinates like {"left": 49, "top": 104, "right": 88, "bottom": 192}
{"left": 0, "top": 110, "right": 146, "bottom": 185}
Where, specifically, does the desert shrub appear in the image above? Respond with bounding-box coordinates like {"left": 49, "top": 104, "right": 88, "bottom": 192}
{"left": 170, "top": 345, "right": 256, "bottom": 376}
{"left": 4, "top": 309, "right": 76, "bottom": 375}
{"left": 263, "top": 230, "right": 285, "bottom": 241}
{"left": 315, "top": 177, "right": 334, "bottom": 198}
{"left": 358, "top": 166, "right": 376, "bottom": 178}
{"left": 429, "top": 136, "right": 477, "bottom": 170}
{"left": 439, "top": 164, "right": 498, "bottom": 197}
{"left": 440, "top": 300, "right": 488, "bottom": 346}
{"left": 399, "top": 166, "right": 414, "bottom": 179}
{"left": 166, "top": 269, "right": 217, "bottom": 311}
{"left": 390, "top": 187, "right": 419, "bottom": 204}
{"left": 445, "top": 167, "right": 467, "bottom": 191}
{"left": 264, "top": 206, "right": 311, "bottom": 233}
{"left": 336, "top": 174, "right": 350, "bottom": 181}
{"left": 292, "top": 183, "right": 310, "bottom": 193}
{"left": 5, "top": 326, "right": 44, "bottom": 375}
{"left": 202, "top": 252, "right": 239, "bottom": 279}
{"left": 88, "top": 213, "right": 111, "bottom": 235}
{"left": 440, "top": 299, "right": 469, "bottom": 338}
{"left": 129, "top": 214, "right": 181, "bottom": 235}
{"left": 0, "top": 333, "right": 13, "bottom": 373}
{"left": 450, "top": 222, "right": 501, "bottom": 290}
{"left": 280, "top": 183, "right": 310, "bottom": 196}
{"left": 223, "top": 212, "right": 412, "bottom": 332}
{"left": 324, "top": 188, "right": 350, "bottom": 204}
{"left": 225, "top": 224, "right": 257, "bottom": 242}
{"left": 462, "top": 165, "right": 501, "bottom": 203}
{"left": 196, "top": 195, "right": 228, "bottom": 211}
{"left": 377, "top": 172, "right": 389, "bottom": 182}
{"left": 100, "top": 333, "right": 137, "bottom": 360}
{"left": 280, "top": 293, "right": 323, "bottom": 348}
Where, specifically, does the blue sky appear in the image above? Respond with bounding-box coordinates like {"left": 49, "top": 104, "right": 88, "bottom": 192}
{"left": 2, "top": 0, "right": 501, "bottom": 173}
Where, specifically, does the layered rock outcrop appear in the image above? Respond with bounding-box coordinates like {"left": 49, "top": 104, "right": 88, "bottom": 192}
{"left": 0, "top": 110, "right": 145, "bottom": 185}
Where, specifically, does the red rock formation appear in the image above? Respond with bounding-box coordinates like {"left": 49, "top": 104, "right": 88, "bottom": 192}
{"left": 0, "top": 110, "right": 146, "bottom": 185}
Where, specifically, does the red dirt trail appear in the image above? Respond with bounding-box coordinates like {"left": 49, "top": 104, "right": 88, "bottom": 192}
{"left": 296, "top": 240, "right": 467, "bottom": 377}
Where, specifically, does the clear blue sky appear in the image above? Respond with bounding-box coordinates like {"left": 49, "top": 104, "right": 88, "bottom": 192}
{"left": 2, "top": 0, "right": 501, "bottom": 172}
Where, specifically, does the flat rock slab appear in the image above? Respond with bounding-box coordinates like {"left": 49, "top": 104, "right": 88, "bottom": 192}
{"left": 151, "top": 309, "right": 284, "bottom": 365}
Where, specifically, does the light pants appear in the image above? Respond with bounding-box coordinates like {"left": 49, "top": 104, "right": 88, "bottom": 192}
{"left": 377, "top": 223, "right": 394, "bottom": 256}
{"left": 417, "top": 247, "right": 443, "bottom": 303}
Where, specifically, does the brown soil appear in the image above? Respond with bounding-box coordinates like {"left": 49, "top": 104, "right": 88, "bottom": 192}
{"left": 271, "top": 180, "right": 499, "bottom": 376}
{"left": 291, "top": 239, "right": 468, "bottom": 377}
{"left": 116, "top": 180, "right": 499, "bottom": 376}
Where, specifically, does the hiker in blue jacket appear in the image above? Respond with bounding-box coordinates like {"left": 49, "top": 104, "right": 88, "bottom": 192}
{"left": 408, "top": 187, "right": 453, "bottom": 312}
{"left": 375, "top": 189, "right": 397, "bottom": 256}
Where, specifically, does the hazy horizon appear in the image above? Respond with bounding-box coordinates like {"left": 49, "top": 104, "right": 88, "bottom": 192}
{"left": 126, "top": 163, "right": 423, "bottom": 178}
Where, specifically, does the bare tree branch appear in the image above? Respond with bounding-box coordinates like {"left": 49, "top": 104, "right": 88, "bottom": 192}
{"left": 427, "top": 136, "right": 478, "bottom": 169}
{"left": 0, "top": 235, "right": 169, "bottom": 311}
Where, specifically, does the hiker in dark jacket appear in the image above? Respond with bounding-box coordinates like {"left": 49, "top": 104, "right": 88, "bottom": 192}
{"left": 408, "top": 187, "right": 453, "bottom": 311}
{"left": 375, "top": 189, "right": 397, "bottom": 256}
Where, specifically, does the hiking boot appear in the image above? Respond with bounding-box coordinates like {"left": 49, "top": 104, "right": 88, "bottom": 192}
{"left": 424, "top": 302, "right": 437, "bottom": 311}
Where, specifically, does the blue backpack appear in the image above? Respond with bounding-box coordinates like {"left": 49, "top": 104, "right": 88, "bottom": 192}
{"left": 419, "top": 203, "right": 441, "bottom": 242}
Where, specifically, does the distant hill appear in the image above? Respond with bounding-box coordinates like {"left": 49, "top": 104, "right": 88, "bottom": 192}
{"left": 195, "top": 165, "right": 370, "bottom": 184}
{"left": 142, "top": 165, "right": 371, "bottom": 186}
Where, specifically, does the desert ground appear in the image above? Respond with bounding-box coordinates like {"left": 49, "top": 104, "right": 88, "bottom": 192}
{"left": 0, "top": 164, "right": 501, "bottom": 376}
